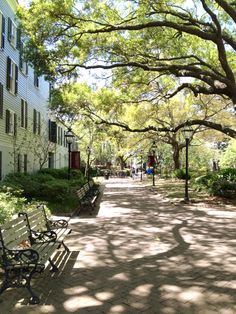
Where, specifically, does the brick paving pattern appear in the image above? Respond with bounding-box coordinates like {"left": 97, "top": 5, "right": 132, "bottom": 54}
{"left": 1, "top": 177, "right": 236, "bottom": 313}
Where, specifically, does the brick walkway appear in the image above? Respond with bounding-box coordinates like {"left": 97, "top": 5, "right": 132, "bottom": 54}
{"left": 1, "top": 177, "right": 236, "bottom": 313}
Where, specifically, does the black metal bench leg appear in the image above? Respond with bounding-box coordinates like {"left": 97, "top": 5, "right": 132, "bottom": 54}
{"left": 22, "top": 267, "right": 40, "bottom": 304}
{"left": 62, "top": 241, "right": 70, "bottom": 253}
{"left": 49, "top": 258, "right": 58, "bottom": 272}
{"left": 26, "top": 273, "right": 40, "bottom": 304}
{"left": 0, "top": 278, "right": 9, "bottom": 297}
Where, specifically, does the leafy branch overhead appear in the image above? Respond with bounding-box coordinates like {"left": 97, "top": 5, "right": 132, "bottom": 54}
{"left": 19, "top": 0, "right": 236, "bottom": 105}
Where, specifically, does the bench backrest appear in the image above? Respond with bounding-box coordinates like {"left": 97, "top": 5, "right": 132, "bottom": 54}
{"left": 83, "top": 183, "right": 90, "bottom": 193}
{"left": 0, "top": 215, "right": 30, "bottom": 253}
{"left": 88, "top": 180, "right": 94, "bottom": 188}
{"left": 77, "top": 187, "right": 86, "bottom": 200}
{"left": 22, "top": 207, "right": 48, "bottom": 232}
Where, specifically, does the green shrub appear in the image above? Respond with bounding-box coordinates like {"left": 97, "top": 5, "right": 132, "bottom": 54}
{"left": 40, "top": 180, "right": 71, "bottom": 202}
{"left": 32, "top": 173, "right": 55, "bottom": 183}
{"left": 194, "top": 168, "right": 236, "bottom": 198}
{"left": 38, "top": 168, "right": 84, "bottom": 181}
{"left": 0, "top": 187, "right": 46, "bottom": 224}
{"left": 173, "top": 169, "right": 191, "bottom": 180}
{"left": 38, "top": 168, "right": 69, "bottom": 180}
{"left": 217, "top": 168, "right": 236, "bottom": 181}
{"left": 0, "top": 169, "right": 87, "bottom": 216}
{"left": 2, "top": 173, "right": 42, "bottom": 198}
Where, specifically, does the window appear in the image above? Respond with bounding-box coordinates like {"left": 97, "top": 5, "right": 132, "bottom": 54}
{"left": 0, "top": 12, "right": 5, "bottom": 49}
{"left": 7, "top": 18, "right": 17, "bottom": 48}
{"left": 33, "top": 109, "right": 41, "bottom": 135}
{"left": 48, "top": 120, "right": 57, "bottom": 143}
{"left": 23, "top": 154, "right": 27, "bottom": 173}
{"left": 17, "top": 154, "right": 22, "bottom": 173}
{"left": 19, "top": 36, "right": 28, "bottom": 75}
{"left": 6, "top": 57, "right": 18, "bottom": 94}
{"left": 0, "top": 83, "right": 3, "bottom": 118}
{"left": 49, "top": 82, "right": 54, "bottom": 102}
{"left": 7, "top": 18, "right": 20, "bottom": 49}
{"left": 5, "top": 109, "right": 17, "bottom": 135}
{"left": 34, "top": 71, "right": 39, "bottom": 88}
{"left": 21, "top": 99, "right": 28, "bottom": 128}
{"left": 57, "top": 126, "right": 62, "bottom": 145}
{"left": 48, "top": 152, "right": 54, "bottom": 169}
{"left": 19, "top": 42, "right": 28, "bottom": 75}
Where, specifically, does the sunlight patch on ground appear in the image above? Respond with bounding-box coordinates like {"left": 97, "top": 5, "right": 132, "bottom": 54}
{"left": 206, "top": 210, "right": 236, "bottom": 218}
{"left": 130, "top": 284, "right": 153, "bottom": 297}
{"left": 95, "top": 291, "right": 114, "bottom": 301}
{"left": 64, "top": 296, "right": 102, "bottom": 312}
{"left": 64, "top": 286, "right": 88, "bottom": 295}
{"left": 110, "top": 272, "right": 130, "bottom": 281}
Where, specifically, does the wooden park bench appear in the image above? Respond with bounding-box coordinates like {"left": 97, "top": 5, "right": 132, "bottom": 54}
{"left": 20, "top": 205, "right": 72, "bottom": 252}
{"left": 76, "top": 181, "right": 100, "bottom": 215}
{"left": 0, "top": 215, "right": 61, "bottom": 304}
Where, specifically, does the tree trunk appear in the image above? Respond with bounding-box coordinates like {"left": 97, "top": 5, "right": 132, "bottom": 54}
{"left": 117, "top": 156, "right": 126, "bottom": 170}
{"left": 172, "top": 144, "right": 181, "bottom": 170}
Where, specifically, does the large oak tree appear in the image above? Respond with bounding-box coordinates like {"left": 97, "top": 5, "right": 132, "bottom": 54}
{"left": 18, "top": 0, "right": 236, "bottom": 138}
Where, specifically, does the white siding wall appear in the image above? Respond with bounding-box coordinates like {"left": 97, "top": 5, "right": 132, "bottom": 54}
{"left": 0, "top": 0, "right": 69, "bottom": 179}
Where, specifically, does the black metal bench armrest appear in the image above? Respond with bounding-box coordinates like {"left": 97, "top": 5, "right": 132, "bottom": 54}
{"left": 48, "top": 219, "right": 68, "bottom": 229}
{"left": 31, "top": 230, "right": 57, "bottom": 243}
{"left": 4, "top": 248, "right": 39, "bottom": 266}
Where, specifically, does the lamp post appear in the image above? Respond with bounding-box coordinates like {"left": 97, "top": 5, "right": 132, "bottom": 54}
{"left": 86, "top": 146, "right": 91, "bottom": 182}
{"left": 151, "top": 141, "right": 157, "bottom": 186}
{"left": 182, "top": 127, "right": 193, "bottom": 202}
{"left": 65, "top": 128, "right": 74, "bottom": 180}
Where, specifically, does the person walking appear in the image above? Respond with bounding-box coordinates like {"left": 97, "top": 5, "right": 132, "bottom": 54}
{"left": 131, "top": 167, "right": 135, "bottom": 180}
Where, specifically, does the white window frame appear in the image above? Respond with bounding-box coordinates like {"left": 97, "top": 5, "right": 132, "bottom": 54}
{"left": 21, "top": 60, "right": 28, "bottom": 75}
{"left": 21, "top": 99, "right": 27, "bottom": 129}
{"left": 9, "top": 19, "right": 17, "bottom": 48}
{"left": 9, "top": 60, "right": 16, "bottom": 94}
{"left": 8, "top": 110, "right": 15, "bottom": 134}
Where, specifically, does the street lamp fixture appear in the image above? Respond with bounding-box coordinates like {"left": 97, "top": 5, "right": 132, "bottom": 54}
{"left": 65, "top": 128, "right": 74, "bottom": 180}
{"left": 182, "top": 127, "right": 194, "bottom": 202}
{"left": 86, "top": 146, "right": 91, "bottom": 182}
{"left": 151, "top": 141, "right": 157, "bottom": 186}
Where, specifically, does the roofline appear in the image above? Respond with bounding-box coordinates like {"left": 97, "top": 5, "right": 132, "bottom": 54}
{"left": 7, "top": 0, "right": 18, "bottom": 12}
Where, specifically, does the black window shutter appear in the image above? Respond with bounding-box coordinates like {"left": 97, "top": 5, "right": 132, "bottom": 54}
{"left": 19, "top": 41, "right": 23, "bottom": 70}
{"left": 14, "top": 113, "right": 17, "bottom": 135}
{"left": 0, "top": 83, "right": 3, "bottom": 118}
{"left": 50, "top": 121, "right": 57, "bottom": 143}
{"left": 34, "top": 72, "right": 39, "bottom": 87}
{"left": 15, "top": 65, "right": 18, "bottom": 94}
{"left": 5, "top": 109, "right": 10, "bottom": 133}
{"left": 48, "top": 119, "right": 51, "bottom": 140}
{"left": 38, "top": 112, "right": 41, "bottom": 134}
{"left": 21, "top": 99, "right": 24, "bottom": 127}
{"left": 6, "top": 57, "right": 11, "bottom": 90}
{"left": 33, "top": 109, "right": 37, "bottom": 133}
{"left": 25, "top": 102, "right": 28, "bottom": 128}
{"left": 7, "top": 18, "right": 12, "bottom": 42}
{"left": 16, "top": 28, "right": 21, "bottom": 50}
{"left": 1, "top": 15, "right": 5, "bottom": 49}
{"left": 57, "top": 126, "right": 60, "bottom": 144}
